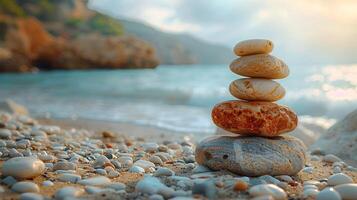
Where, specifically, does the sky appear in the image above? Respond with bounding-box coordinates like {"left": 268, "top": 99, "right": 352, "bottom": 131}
{"left": 88, "top": 0, "right": 357, "bottom": 65}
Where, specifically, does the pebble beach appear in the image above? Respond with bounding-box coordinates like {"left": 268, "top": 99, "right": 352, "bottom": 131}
{"left": 0, "top": 111, "right": 356, "bottom": 200}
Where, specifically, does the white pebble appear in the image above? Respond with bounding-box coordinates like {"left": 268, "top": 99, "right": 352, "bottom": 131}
{"left": 19, "top": 193, "right": 44, "bottom": 200}
{"left": 58, "top": 173, "right": 81, "bottom": 183}
{"left": 310, "top": 155, "right": 321, "bottom": 161}
{"left": 0, "top": 128, "right": 11, "bottom": 139}
{"left": 249, "top": 184, "right": 287, "bottom": 200}
{"left": 328, "top": 173, "right": 353, "bottom": 186}
{"left": 142, "top": 143, "right": 159, "bottom": 152}
{"left": 106, "top": 182, "right": 126, "bottom": 191}
{"left": 323, "top": 154, "right": 342, "bottom": 163}
{"left": 316, "top": 187, "right": 341, "bottom": 200}
{"left": 134, "top": 160, "right": 155, "bottom": 170}
{"left": 135, "top": 176, "right": 174, "bottom": 197}
{"left": 302, "top": 166, "right": 314, "bottom": 174}
{"left": 108, "top": 170, "right": 120, "bottom": 178}
{"left": 334, "top": 183, "right": 357, "bottom": 200}
{"left": 42, "top": 181, "right": 54, "bottom": 187}
{"left": 333, "top": 166, "right": 342, "bottom": 174}
{"left": 11, "top": 182, "right": 40, "bottom": 193}
{"left": 304, "top": 184, "right": 318, "bottom": 190}
{"left": 54, "top": 186, "right": 84, "bottom": 200}
{"left": 129, "top": 166, "right": 145, "bottom": 173}
{"left": 78, "top": 176, "right": 111, "bottom": 186}
{"left": 1, "top": 157, "right": 45, "bottom": 179}
{"left": 250, "top": 195, "right": 274, "bottom": 200}
{"left": 303, "top": 188, "right": 319, "bottom": 198}
{"left": 154, "top": 167, "right": 175, "bottom": 177}
{"left": 275, "top": 175, "right": 293, "bottom": 183}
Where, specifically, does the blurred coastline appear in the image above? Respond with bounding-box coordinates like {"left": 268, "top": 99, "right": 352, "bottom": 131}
{"left": 0, "top": 64, "right": 355, "bottom": 135}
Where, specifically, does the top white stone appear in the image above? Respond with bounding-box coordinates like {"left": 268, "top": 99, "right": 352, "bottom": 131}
{"left": 234, "top": 39, "right": 273, "bottom": 56}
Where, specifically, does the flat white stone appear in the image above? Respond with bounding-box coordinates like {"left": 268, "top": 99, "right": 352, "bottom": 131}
{"left": 249, "top": 184, "right": 287, "bottom": 200}
{"left": 303, "top": 189, "right": 319, "bottom": 198}
{"left": 12, "top": 182, "right": 40, "bottom": 193}
{"left": 0, "top": 128, "right": 11, "bottom": 139}
{"left": 323, "top": 154, "right": 342, "bottom": 163}
{"left": 135, "top": 176, "right": 174, "bottom": 197}
{"left": 327, "top": 173, "right": 353, "bottom": 186}
{"left": 19, "top": 193, "right": 44, "bottom": 200}
{"left": 129, "top": 166, "right": 145, "bottom": 173}
{"left": 154, "top": 167, "right": 175, "bottom": 177}
{"left": 54, "top": 186, "right": 84, "bottom": 200}
{"left": 1, "top": 157, "right": 45, "bottom": 179}
{"left": 134, "top": 160, "right": 155, "bottom": 170}
{"left": 334, "top": 183, "right": 357, "bottom": 200}
{"left": 316, "top": 187, "right": 341, "bottom": 200}
{"left": 57, "top": 173, "right": 81, "bottom": 183}
{"left": 78, "top": 176, "right": 111, "bottom": 186}
{"left": 107, "top": 182, "right": 126, "bottom": 191}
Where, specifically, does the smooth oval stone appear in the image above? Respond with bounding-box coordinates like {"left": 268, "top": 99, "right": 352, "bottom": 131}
{"left": 334, "top": 184, "right": 357, "bottom": 200}
{"left": 195, "top": 135, "right": 306, "bottom": 176}
{"left": 212, "top": 100, "right": 298, "bottom": 137}
{"left": 327, "top": 173, "right": 353, "bottom": 186}
{"left": 249, "top": 184, "right": 287, "bottom": 200}
{"left": 229, "top": 78, "right": 285, "bottom": 101}
{"left": 20, "top": 193, "right": 44, "bottom": 200}
{"left": 234, "top": 39, "right": 273, "bottom": 56}
{"left": 12, "top": 181, "right": 40, "bottom": 193}
{"left": 230, "top": 54, "right": 289, "bottom": 79}
{"left": 1, "top": 157, "right": 45, "bottom": 179}
{"left": 0, "top": 128, "right": 12, "bottom": 139}
{"left": 54, "top": 186, "right": 84, "bottom": 200}
{"left": 316, "top": 188, "right": 341, "bottom": 200}
{"left": 78, "top": 176, "right": 111, "bottom": 186}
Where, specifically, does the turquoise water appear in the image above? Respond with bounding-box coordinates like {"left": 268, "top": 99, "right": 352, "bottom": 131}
{"left": 0, "top": 64, "right": 356, "bottom": 133}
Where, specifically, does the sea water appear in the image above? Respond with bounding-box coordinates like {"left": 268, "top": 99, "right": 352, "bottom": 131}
{"left": 0, "top": 64, "right": 356, "bottom": 133}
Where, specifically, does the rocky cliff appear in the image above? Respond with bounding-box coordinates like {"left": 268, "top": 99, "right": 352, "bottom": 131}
{"left": 0, "top": 0, "right": 159, "bottom": 72}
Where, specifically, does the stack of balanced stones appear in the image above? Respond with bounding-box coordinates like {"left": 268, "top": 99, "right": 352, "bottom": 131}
{"left": 195, "top": 39, "right": 306, "bottom": 176}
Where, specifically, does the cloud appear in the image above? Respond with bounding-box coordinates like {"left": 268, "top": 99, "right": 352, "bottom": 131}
{"left": 89, "top": 0, "right": 357, "bottom": 65}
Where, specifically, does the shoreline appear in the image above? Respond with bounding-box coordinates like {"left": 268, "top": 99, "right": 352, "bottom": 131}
{"left": 37, "top": 117, "right": 206, "bottom": 143}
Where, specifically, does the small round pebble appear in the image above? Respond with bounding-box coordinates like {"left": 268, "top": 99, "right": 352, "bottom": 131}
{"left": 250, "top": 195, "right": 274, "bottom": 200}
{"left": 129, "top": 166, "right": 145, "bottom": 173}
{"left": 303, "top": 189, "right": 319, "bottom": 198}
{"left": 0, "top": 128, "right": 11, "bottom": 139}
{"left": 53, "top": 161, "right": 77, "bottom": 171}
{"left": 78, "top": 176, "right": 111, "bottom": 186}
{"left": 54, "top": 186, "right": 84, "bottom": 200}
{"left": 42, "top": 180, "right": 54, "bottom": 187}
{"left": 58, "top": 173, "right": 81, "bottom": 183}
{"left": 154, "top": 167, "right": 174, "bottom": 177}
{"left": 316, "top": 187, "right": 341, "bottom": 200}
{"left": 149, "top": 194, "right": 165, "bottom": 200}
{"left": 334, "top": 184, "right": 357, "bottom": 200}
{"left": 12, "top": 181, "right": 40, "bottom": 193}
{"left": 249, "top": 184, "right": 287, "bottom": 200}
{"left": 133, "top": 160, "right": 155, "bottom": 170}
{"left": 1, "top": 157, "right": 45, "bottom": 179}
{"left": 327, "top": 173, "right": 353, "bottom": 186}
{"left": 107, "top": 182, "right": 126, "bottom": 191}
{"left": 323, "top": 154, "right": 342, "bottom": 163}
{"left": 20, "top": 193, "right": 44, "bottom": 200}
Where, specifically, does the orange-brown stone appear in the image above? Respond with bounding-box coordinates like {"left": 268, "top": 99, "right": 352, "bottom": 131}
{"left": 211, "top": 100, "right": 297, "bottom": 137}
